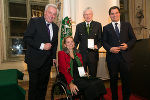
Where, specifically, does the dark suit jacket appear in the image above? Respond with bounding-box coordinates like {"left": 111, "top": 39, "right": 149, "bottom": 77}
{"left": 74, "top": 21, "right": 102, "bottom": 59}
{"left": 58, "top": 51, "right": 83, "bottom": 84}
{"left": 24, "top": 16, "right": 59, "bottom": 71}
{"left": 102, "top": 21, "right": 136, "bottom": 63}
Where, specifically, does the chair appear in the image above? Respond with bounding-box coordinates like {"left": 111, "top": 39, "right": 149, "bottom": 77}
{"left": 51, "top": 65, "right": 84, "bottom": 100}
{"left": 51, "top": 65, "right": 105, "bottom": 100}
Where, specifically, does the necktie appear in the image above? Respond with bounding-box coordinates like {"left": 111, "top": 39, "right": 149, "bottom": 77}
{"left": 115, "top": 23, "right": 120, "bottom": 38}
{"left": 46, "top": 24, "right": 51, "bottom": 40}
{"left": 87, "top": 23, "right": 90, "bottom": 34}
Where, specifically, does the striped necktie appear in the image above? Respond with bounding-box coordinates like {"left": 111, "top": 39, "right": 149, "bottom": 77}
{"left": 115, "top": 23, "right": 120, "bottom": 38}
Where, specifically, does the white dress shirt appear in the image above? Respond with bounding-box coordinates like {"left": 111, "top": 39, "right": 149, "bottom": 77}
{"left": 40, "top": 22, "right": 53, "bottom": 50}
{"left": 112, "top": 21, "right": 121, "bottom": 33}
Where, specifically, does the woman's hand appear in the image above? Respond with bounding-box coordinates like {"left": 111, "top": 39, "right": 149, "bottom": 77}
{"left": 69, "top": 50, "right": 74, "bottom": 59}
{"left": 69, "top": 82, "right": 79, "bottom": 96}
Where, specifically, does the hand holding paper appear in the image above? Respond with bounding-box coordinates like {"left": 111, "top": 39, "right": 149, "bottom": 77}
{"left": 78, "top": 67, "right": 86, "bottom": 77}
{"left": 88, "top": 39, "right": 94, "bottom": 49}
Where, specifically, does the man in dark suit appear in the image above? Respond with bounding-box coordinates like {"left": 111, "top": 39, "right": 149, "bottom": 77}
{"left": 74, "top": 7, "right": 102, "bottom": 77}
{"left": 24, "top": 4, "right": 59, "bottom": 100}
{"left": 102, "top": 6, "right": 136, "bottom": 100}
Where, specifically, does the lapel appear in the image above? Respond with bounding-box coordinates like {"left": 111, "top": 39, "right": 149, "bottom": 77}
{"left": 41, "top": 16, "right": 47, "bottom": 31}
{"left": 83, "top": 21, "right": 94, "bottom": 35}
{"left": 89, "top": 21, "right": 93, "bottom": 35}
{"left": 40, "top": 17, "right": 50, "bottom": 42}
{"left": 82, "top": 22, "right": 87, "bottom": 34}
{"left": 41, "top": 16, "right": 57, "bottom": 42}
{"left": 120, "top": 21, "right": 124, "bottom": 40}
{"left": 51, "top": 22, "right": 57, "bottom": 41}
{"left": 108, "top": 23, "right": 120, "bottom": 39}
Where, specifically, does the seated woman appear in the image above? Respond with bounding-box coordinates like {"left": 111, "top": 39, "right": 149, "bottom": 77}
{"left": 58, "top": 36, "right": 106, "bottom": 100}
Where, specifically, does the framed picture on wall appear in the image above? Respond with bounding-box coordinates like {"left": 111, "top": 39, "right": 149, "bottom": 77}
{"left": 32, "top": 9, "right": 43, "bottom": 17}
{"left": 31, "top": 5, "right": 45, "bottom": 18}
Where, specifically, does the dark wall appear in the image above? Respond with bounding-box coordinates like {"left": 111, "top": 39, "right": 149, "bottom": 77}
{"left": 130, "top": 38, "right": 150, "bottom": 99}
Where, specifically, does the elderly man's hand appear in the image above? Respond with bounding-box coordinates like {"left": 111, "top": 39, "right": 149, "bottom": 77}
{"left": 43, "top": 43, "right": 52, "bottom": 50}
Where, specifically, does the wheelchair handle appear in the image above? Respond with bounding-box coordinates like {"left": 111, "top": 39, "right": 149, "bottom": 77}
{"left": 54, "top": 63, "right": 59, "bottom": 75}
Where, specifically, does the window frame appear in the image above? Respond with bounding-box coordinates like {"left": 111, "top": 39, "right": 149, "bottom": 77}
{"left": 5, "top": 0, "right": 48, "bottom": 61}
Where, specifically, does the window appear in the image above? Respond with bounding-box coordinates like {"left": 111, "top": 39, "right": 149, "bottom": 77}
{"left": 8, "top": 1, "right": 27, "bottom": 60}
{"left": 6, "top": 0, "right": 48, "bottom": 61}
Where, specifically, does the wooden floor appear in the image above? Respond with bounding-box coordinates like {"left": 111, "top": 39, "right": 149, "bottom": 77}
{"left": 18, "top": 78, "right": 55, "bottom": 100}
{"left": 18, "top": 66, "right": 121, "bottom": 100}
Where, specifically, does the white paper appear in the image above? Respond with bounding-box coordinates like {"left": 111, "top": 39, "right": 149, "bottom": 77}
{"left": 88, "top": 39, "right": 94, "bottom": 49}
{"left": 78, "top": 66, "right": 86, "bottom": 77}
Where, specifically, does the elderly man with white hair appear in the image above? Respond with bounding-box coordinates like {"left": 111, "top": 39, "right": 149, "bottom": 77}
{"left": 24, "top": 4, "right": 59, "bottom": 100}
{"left": 74, "top": 7, "right": 102, "bottom": 77}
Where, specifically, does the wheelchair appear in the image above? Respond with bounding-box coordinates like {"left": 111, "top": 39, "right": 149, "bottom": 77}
{"left": 51, "top": 65, "right": 84, "bottom": 100}
{"left": 51, "top": 65, "right": 105, "bottom": 100}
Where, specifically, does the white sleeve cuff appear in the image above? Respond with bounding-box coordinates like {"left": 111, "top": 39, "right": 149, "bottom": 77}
{"left": 40, "top": 43, "right": 45, "bottom": 50}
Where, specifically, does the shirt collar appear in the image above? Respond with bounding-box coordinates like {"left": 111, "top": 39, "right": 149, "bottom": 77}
{"left": 45, "top": 21, "right": 52, "bottom": 25}
{"left": 112, "top": 20, "right": 120, "bottom": 26}
{"left": 85, "top": 21, "right": 91, "bottom": 27}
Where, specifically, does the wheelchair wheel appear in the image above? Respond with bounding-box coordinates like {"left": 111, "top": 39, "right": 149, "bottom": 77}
{"left": 51, "top": 81, "right": 72, "bottom": 100}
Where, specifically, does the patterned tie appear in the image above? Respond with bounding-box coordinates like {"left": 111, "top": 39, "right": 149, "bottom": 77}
{"left": 87, "top": 23, "right": 90, "bottom": 34}
{"left": 115, "top": 23, "right": 120, "bottom": 38}
{"left": 46, "top": 24, "right": 51, "bottom": 40}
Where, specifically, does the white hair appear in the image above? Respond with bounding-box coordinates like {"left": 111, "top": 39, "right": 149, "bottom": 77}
{"left": 83, "top": 7, "right": 93, "bottom": 15}
{"left": 45, "top": 4, "right": 59, "bottom": 15}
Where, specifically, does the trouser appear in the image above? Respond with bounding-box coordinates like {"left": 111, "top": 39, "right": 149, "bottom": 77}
{"left": 28, "top": 61, "right": 51, "bottom": 100}
{"left": 107, "top": 54, "right": 131, "bottom": 100}
{"left": 81, "top": 51, "right": 98, "bottom": 77}
{"left": 74, "top": 77, "right": 107, "bottom": 100}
